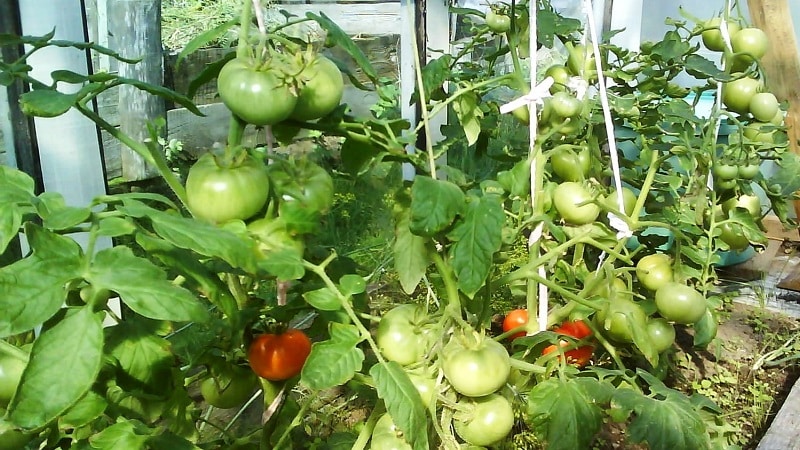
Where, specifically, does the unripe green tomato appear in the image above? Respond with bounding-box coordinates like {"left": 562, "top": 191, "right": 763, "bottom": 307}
{"left": 635, "top": 253, "right": 673, "bottom": 292}
{"left": 722, "top": 77, "right": 762, "bottom": 115}
{"left": 655, "top": 282, "right": 707, "bottom": 325}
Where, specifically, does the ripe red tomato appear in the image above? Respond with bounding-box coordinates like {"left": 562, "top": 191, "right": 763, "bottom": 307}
{"left": 542, "top": 319, "right": 594, "bottom": 367}
{"left": 248, "top": 329, "right": 312, "bottom": 381}
{"left": 502, "top": 309, "right": 529, "bottom": 340}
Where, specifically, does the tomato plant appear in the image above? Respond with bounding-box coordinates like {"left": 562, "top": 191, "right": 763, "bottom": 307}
{"left": 371, "top": 413, "right": 412, "bottom": 450}
{"left": 453, "top": 394, "right": 514, "bottom": 447}
{"left": 375, "top": 304, "right": 434, "bottom": 366}
{"left": 485, "top": 10, "right": 511, "bottom": 34}
{"left": 730, "top": 27, "right": 769, "bottom": 63}
{"left": 655, "top": 282, "right": 707, "bottom": 325}
{"left": 749, "top": 92, "right": 780, "bottom": 122}
{"left": 0, "top": 344, "right": 26, "bottom": 409}
{"left": 186, "top": 150, "right": 270, "bottom": 223}
{"left": 442, "top": 334, "right": 510, "bottom": 397}
{"left": 646, "top": 318, "right": 676, "bottom": 353}
{"left": 502, "top": 308, "right": 529, "bottom": 340}
{"left": 542, "top": 320, "right": 594, "bottom": 367}
{"left": 248, "top": 329, "right": 312, "bottom": 381}
{"left": 722, "top": 77, "right": 762, "bottom": 114}
{"left": 217, "top": 58, "right": 298, "bottom": 126}
{"left": 553, "top": 182, "right": 600, "bottom": 225}
{"left": 597, "top": 298, "right": 647, "bottom": 343}
{"left": 635, "top": 253, "right": 673, "bottom": 292}
{"left": 291, "top": 55, "right": 344, "bottom": 121}
{"left": 701, "top": 18, "right": 740, "bottom": 52}
{"left": 550, "top": 144, "right": 591, "bottom": 182}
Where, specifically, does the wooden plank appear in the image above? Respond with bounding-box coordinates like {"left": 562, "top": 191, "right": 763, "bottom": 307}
{"left": 746, "top": 0, "right": 800, "bottom": 224}
{"left": 756, "top": 376, "right": 800, "bottom": 450}
{"left": 272, "top": 2, "right": 400, "bottom": 36}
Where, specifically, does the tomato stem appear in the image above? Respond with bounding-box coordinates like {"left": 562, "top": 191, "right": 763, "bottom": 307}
{"left": 508, "top": 357, "right": 546, "bottom": 374}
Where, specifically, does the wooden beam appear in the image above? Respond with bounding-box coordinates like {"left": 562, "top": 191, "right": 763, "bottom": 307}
{"left": 110, "top": 0, "right": 166, "bottom": 181}
{"left": 746, "top": 0, "right": 800, "bottom": 229}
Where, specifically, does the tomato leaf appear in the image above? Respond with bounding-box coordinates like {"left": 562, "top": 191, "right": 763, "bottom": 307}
{"left": 447, "top": 193, "right": 504, "bottom": 298}
{"left": 35, "top": 191, "right": 92, "bottom": 230}
{"left": 339, "top": 274, "right": 366, "bottom": 296}
{"left": 452, "top": 90, "right": 484, "bottom": 146}
{"left": 19, "top": 88, "right": 77, "bottom": 117}
{"left": 685, "top": 54, "right": 731, "bottom": 81}
{"left": 393, "top": 207, "right": 430, "bottom": 294}
{"left": 88, "top": 420, "right": 150, "bottom": 450}
{"left": 257, "top": 248, "right": 305, "bottom": 281}
{"left": 307, "top": 12, "right": 379, "bottom": 84}
{"left": 303, "top": 287, "right": 341, "bottom": 311}
{"left": 175, "top": 19, "right": 238, "bottom": 70}
{"left": 301, "top": 323, "right": 364, "bottom": 391}
{"left": 9, "top": 307, "right": 103, "bottom": 429}
{"left": 526, "top": 377, "right": 604, "bottom": 450}
{"left": 614, "top": 370, "right": 712, "bottom": 450}
{"left": 87, "top": 246, "right": 209, "bottom": 323}
{"left": 0, "top": 225, "right": 82, "bottom": 337}
{"left": 370, "top": 361, "right": 430, "bottom": 450}
{"left": 59, "top": 391, "right": 107, "bottom": 429}
{"left": 409, "top": 177, "right": 465, "bottom": 237}
{"left": 692, "top": 308, "right": 718, "bottom": 348}
{"left": 106, "top": 318, "right": 175, "bottom": 394}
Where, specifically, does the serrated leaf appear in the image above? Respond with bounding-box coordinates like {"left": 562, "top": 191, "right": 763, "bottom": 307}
{"left": 0, "top": 225, "right": 82, "bottom": 337}
{"left": 96, "top": 216, "right": 137, "bottom": 237}
{"left": 19, "top": 89, "right": 77, "bottom": 117}
{"left": 685, "top": 54, "right": 731, "bottom": 81}
{"left": 452, "top": 90, "right": 483, "bottom": 146}
{"left": 409, "top": 177, "right": 465, "bottom": 237}
{"left": 35, "top": 192, "right": 92, "bottom": 230}
{"left": 614, "top": 375, "right": 712, "bottom": 450}
{"left": 447, "top": 193, "right": 504, "bottom": 297}
{"left": 116, "top": 77, "right": 203, "bottom": 116}
{"left": 370, "top": 362, "right": 429, "bottom": 450}
{"left": 301, "top": 324, "right": 364, "bottom": 391}
{"left": 50, "top": 69, "right": 89, "bottom": 84}
{"left": 0, "top": 165, "right": 36, "bottom": 202}
{"left": 186, "top": 51, "right": 234, "bottom": 98}
{"left": 87, "top": 246, "right": 208, "bottom": 323}
{"left": 692, "top": 308, "right": 718, "bottom": 348}
{"left": 303, "top": 287, "right": 341, "bottom": 311}
{"left": 10, "top": 307, "right": 104, "bottom": 429}
{"left": 175, "top": 19, "right": 238, "bottom": 69}
{"left": 105, "top": 318, "right": 175, "bottom": 393}
{"left": 526, "top": 377, "right": 604, "bottom": 450}
{"left": 393, "top": 209, "right": 430, "bottom": 294}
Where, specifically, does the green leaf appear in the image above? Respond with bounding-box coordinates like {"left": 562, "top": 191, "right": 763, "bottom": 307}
{"left": 307, "top": 12, "right": 379, "bottom": 84}
{"left": 301, "top": 323, "right": 364, "bottom": 391}
{"left": 419, "top": 54, "right": 452, "bottom": 103}
{"left": 0, "top": 225, "right": 82, "bottom": 337}
{"left": 0, "top": 165, "right": 36, "bottom": 202}
{"left": 9, "top": 307, "right": 104, "bottom": 429}
{"left": 175, "top": 19, "right": 238, "bottom": 69}
{"left": 370, "top": 362, "right": 429, "bottom": 450}
{"left": 19, "top": 89, "right": 77, "bottom": 117}
{"left": 692, "top": 308, "right": 718, "bottom": 348}
{"left": 393, "top": 208, "right": 430, "bottom": 294}
{"left": 116, "top": 76, "right": 203, "bottom": 117}
{"left": 35, "top": 192, "right": 92, "bottom": 230}
{"left": 186, "top": 51, "right": 234, "bottom": 99}
{"left": 340, "top": 136, "right": 381, "bottom": 176}
{"left": 526, "top": 377, "right": 604, "bottom": 450}
{"left": 497, "top": 159, "right": 531, "bottom": 198}
{"left": 452, "top": 90, "right": 483, "bottom": 146}
{"left": 303, "top": 287, "right": 341, "bottom": 311}
{"left": 59, "top": 391, "right": 107, "bottom": 429}
{"left": 96, "top": 216, "right": 137, "bottom": 237}
{"left": 257, "top": 247, "right": 305, "bottom": 281}
{"left": 339, "top": 274, "right": 366, "bottom": 296}
{"left": 87, "top": 246, "right": 208, "bottom": 323}
{"left": 685, "top": 54, "right": 731, "bottom": 81}
{"left": 50, "top": 69, "right": 89, "bottom": 84}
{"left": 614, "top": 372, "right": 712, "bottom": 450}
{"left": 105, "top": 318, "right": 175, "bottom": 394}
{"left": 768, "top": 151, "right": 800, "bottom": 197}
{"left": 88, "top": 420, "right": 149, "bottom": 450}
{"left": 409, "top": 177, "right": 465, "bottom": 237}
{"left": 447, "top": 193, "right": 504, "bottom": 298}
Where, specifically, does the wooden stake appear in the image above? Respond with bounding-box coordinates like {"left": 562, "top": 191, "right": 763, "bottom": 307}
{"left": 746, "top": 0, "right": 800, "bottom": 230}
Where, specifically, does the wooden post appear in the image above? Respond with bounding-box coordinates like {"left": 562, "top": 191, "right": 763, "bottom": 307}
{"left": 110, "top": 0, "right": 165, "bottom": 181}
{"left": 746, "top": 0, "right": 800, "bottom": 225}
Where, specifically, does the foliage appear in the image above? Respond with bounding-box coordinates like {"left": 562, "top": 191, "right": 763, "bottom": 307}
{"left": 1, "top": 0, "right": 799, "bottom": 449}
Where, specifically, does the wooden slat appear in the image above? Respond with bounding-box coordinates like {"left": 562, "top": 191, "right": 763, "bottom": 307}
{"left": 746, "top": 0, "right": 800, "bottom": 228}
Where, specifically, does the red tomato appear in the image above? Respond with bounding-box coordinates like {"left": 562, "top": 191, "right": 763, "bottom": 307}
{"left": 542, "top": 319, "right": 594, "bottom": 367}
{"left": 502, "top": 309, "right": 529, "bottom": 340}
{"left": 248, "top": 329, "right": 312, "bottom": 381}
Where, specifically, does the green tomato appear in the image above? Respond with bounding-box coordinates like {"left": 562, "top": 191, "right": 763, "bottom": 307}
{"left": 646, "top": 318, "right": 676, "bottom": 353}
{"left": 565, "top": 44, "right": 597, "bottom": 81}
{"left": 553, "top": 182, "right": 600, "bottom": 225}
{"left": 737, "top": 160, "right": 761, "bottom": 180}
{"left": 731, "top": 27, "right": 769, "bottom": 64}
{"left": 545, "top": 65, "right": 571, "bottom": 93}
{"left": 200, "top": 363, "right": 259, "bottom": 409}
{"left": 550, "top": 145, "right": 590, "bottom": 182}
{"left": 749, "top": 92, "right": 780, "bottom": 122}
{"left": 701, "top": 18, "right": 741, "bottom": 52}
{"left": 217, "top": 58, "right": 297, "bottom": 126}
{"left": 375, "top": 305, "right": 434, "bottom": 366}
{"left": 442, "top": 335, "right": 510, "bottom": 397}
{"left": 597, "top": 298, "right": 647, "bottom": 343}
{"left": 407, "top": 369, "right": 436, "bottom": 408}
{"left": 371, "top": 413, "right": 412, "bottom": 450}
{"left": 718, "top": 222, "right": 750, "bottom": 251}
{"left": 186, "top": 151, "right": 270, "bottom": 224}
{"left": 635, "top": 253, "right": 673, "bottom": 292}
{"left": 713, "top": 161, "right": 740, "bottom": 180}
{"left": 743, "top": 121, "right": 776, "bottom": 144}
{"left": 722, "top": 193, "right": 762, "bottom": 218}
{"left": 247, "top": 217, "right": 305, "bottom": 257}
{"left": 268, "top": 158, "right": 335, "bottom": 234}
{"left": 485, "top": 10, "right": 511, "bottom": 33}
{"left": 654, "top": 282, "right": 707, "bottom": 325}
{"left": 722, "top": 77, "right": 761, "bottom": 115}
{"left": 291, "top": 55, "right": 344, "bottom": 121}
{"left": 549, "top": 91, "right": 583, "bottom": 119}
{"left": 453, "top": 394, "right": 514, "bottom": 447}
{"left": 603, "top": 187, "right": 637, "bottom": 217}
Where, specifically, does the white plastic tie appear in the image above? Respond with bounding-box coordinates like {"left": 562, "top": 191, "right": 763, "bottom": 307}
{"left": 499, "top": 77, "right": 555, "bottom": 115}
